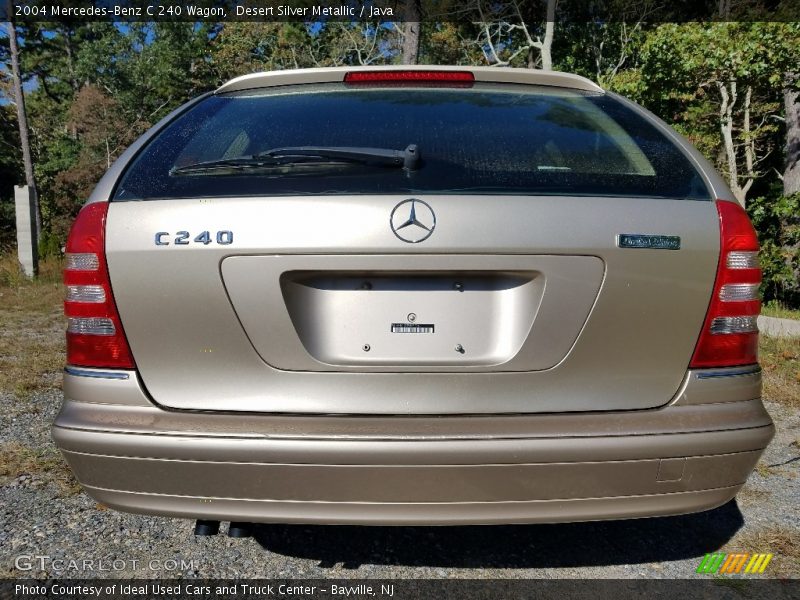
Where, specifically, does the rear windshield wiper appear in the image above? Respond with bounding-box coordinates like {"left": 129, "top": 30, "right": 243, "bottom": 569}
{"left": 170, "top": 144, "right": 420, "bottom": 176}
{"left": 257, "top": 144, "right": 420, "bottom": 169}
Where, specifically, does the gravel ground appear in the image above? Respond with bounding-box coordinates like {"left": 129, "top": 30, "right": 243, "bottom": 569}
{"left": 0, "top": 388, "right": 798, "bottom": 581}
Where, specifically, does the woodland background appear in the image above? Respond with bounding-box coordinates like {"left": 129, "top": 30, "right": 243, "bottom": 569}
{"left": 1, "top": 3, "right": 799, "bottom": 306}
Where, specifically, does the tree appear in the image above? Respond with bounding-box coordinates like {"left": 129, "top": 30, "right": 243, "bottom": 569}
{"left": 419, "top": 22, "right": 481, "bottom": 65}
{"left": 211, "top": 22, "right": 321, "bottom": 78}
{"left": 16, "top": 20, "right": 125, "bottom": 146}
{"left": 0, "top": 103, "right": 21, "bottom": 250}
{"left": 401, "top": 0, "right": 422, "bottom": 64}
{"left": 773, "top": 23, "right": 800, "bottom": 196}
{"left": 556, "top": 18, "right": 652, "bottom": 91}
{"left": 468, "top": 0, "right": 557, "bottom": 70}
{"left": 322, "top": 22, "right": 397, "bottom": 66}
{"left": 3, "top": 6, "right": 40, "bottom": 241}
{"left": 116, "top": 22, "right": 216, "bottom": 123}
{"left": 211, "top": 22, "right": 397, "bottom": 75}
{"left": 785, "top": 73, "right": 800, "bottom": 195}
{"left": 641, "top": 23, "right": 783, "bottom": 207}
{"left": 50, "top": 85, "right": 133, "bottom": 237}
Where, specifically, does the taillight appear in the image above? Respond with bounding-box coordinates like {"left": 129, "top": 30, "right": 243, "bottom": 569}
{"left": 63, "top": 202, "right": 135, "bottom": 369}
{"left": 344, "top": 70, "right": 475, "bottom": 86}
{"left": 690, "top": 200, "right": 761, "bottom": 368}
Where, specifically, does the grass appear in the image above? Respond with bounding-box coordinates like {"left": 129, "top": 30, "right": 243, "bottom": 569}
{"left": 759, "top": 335, "right": 800, "bottom": 408}
{"left": 762, "top": 301, "right": 800, "bottom": 321}
{"left": 0, "top": 254, "right": 65, "bottom": 398}
{"left": 755, "top": 463, "right": 774, "bottom": 478}
{"left": 0, "top": 441, "right": 82, "bottom": 495}
{"left": 736, "top": 486, "right": 772, "bottom": 507}
{"left": 723, "top": 526, "right": 800, "bottom": 578}
{"left": 0, "top": 251, "right": 64, "bottom": 287}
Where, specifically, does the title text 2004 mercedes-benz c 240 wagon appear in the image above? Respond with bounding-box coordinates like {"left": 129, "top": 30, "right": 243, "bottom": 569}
{"left": 52, "top": 66, "right": 774, "bottom": 531}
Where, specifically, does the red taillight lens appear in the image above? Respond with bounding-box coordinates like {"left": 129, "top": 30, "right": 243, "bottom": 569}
{"left": 344, "top": 70, "right": 475, "bottom": 86}
{"left": 690, "top": 200, "right": 761, "bottom": 368}
{"left": 64, "top": 202, "right": 135, "bottom": 369}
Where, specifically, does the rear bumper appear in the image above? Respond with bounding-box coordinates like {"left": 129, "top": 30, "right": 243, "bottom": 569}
{"left": 52, "top": 367, "right": 774, "bottom": 525}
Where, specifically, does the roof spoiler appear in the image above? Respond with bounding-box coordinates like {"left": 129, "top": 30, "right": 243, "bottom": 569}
{"left": 216, "top": 66, "right": 604, "bottom": 95}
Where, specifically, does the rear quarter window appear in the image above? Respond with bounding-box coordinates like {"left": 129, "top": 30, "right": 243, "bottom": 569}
{"left": 113, "top": 83, "right": 710, "bottom": 201}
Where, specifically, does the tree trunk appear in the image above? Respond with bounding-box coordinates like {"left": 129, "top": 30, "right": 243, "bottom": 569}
{"left": 527, "top": 47, "right": 536, "bottom": 69}
{"left": 401, "top": 0, "right": 421, "bottom": 65}
{"left": 5, "top": 4, "right": 41, "bottom": 238}
{"left": 64, "top": 27, "right": 79, "bottom": 139}
{"left": 63, "top": 28, "right": 80, "bottom": 94}
{"left": 784, "top": 72, "right": 800, "bottom": 196}
{"left": 540, "top": 0, "right": 556, "bottom": 71}
{"left": 718, "top": 80, "right": 749, "bottom": 207}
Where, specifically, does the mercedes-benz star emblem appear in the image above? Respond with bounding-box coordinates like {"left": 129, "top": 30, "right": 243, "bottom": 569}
{"left": 390, "top": 199, "right": 436, "bottom": 243}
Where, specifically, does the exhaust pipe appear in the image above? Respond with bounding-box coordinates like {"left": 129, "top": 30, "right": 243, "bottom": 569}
{"left": 228, "top": 522, "right": 253, "bottom": 538}
{"left": 193, "top": 520, "right": 220, "bottom": 536}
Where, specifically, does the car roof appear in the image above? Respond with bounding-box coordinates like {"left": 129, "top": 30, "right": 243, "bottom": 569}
{"left": 215, "top": 65, "right": 604, "bottom": 95}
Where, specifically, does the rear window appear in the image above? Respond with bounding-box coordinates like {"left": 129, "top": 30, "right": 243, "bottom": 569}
{"left": 113, "top": 83, "right": 710, "bottom": 201}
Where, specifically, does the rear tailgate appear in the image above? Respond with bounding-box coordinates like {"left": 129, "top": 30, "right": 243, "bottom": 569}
{"left": 105, "top": 194, "right": 718, "bottom": 414}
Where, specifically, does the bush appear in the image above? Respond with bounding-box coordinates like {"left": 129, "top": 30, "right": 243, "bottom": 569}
{"left": 37, "top": 229, "right": 63, "bottom": 259}
{"left": 748, "top": 193, "right": 800, "bottom": 308}
{"left": 0, "top": 195, "right": 16, "bottom": 253}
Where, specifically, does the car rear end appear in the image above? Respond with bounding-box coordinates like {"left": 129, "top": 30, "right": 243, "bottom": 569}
{"left": 52, "top": 66, "right": 773, "bottom": 525}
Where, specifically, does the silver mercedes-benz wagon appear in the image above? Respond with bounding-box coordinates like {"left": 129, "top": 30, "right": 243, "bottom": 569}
{"left": 53, "top": 66, "right": 773, "bottom": 530}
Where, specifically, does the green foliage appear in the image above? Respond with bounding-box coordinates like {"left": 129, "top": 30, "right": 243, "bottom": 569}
{"left": 555, "top": 21, "right": 649, "bottom": 92}
{"left": 421, "top": 23, "right": 475, "bottom": 65}
{"left": 209, "top": 22, "right": 399, "bottom": 78}
{"left": 0, "top": 104, "right": 22, "bottom": 251}
{"left": 117, "top": 22, "right": 217, "bottom": 120}
{"left": 37, "top": 230, "right": 62, "bottom": 259}
{"left": 749, "top": 193, "right": 800, "bottom": 306}
{"left": 0, "top": 199, "right": 15, "bottom": 254}
{"left": 639, "top": 23, "right": 784, "bottom": 196}
{"left": 210, "top": 22, "right": 313, "bottom": 78}
{"left": 762, "top": 300, "right": 800, "bottom": 320}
